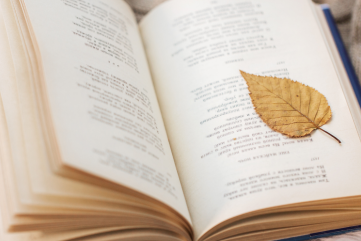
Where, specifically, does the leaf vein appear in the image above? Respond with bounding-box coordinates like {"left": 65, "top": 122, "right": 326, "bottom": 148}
{"left": 265, "top": 110, "right": 299, "bottom": 112}
{"left": 317, "top": 107, "right": 331, "bottom": 126}
{"left": 256, "top": 103, "right": 288, "bottom": 105}
{"left": 272, "top": 122, "right": 313, "bottom": 127}
{"left": 313, "top": 97, "right": 321, "bottom": 123}
{"left": 264, "top": 116, "right": 307, "bottom": 120}
{"left": 289, "top": 80, "right": 292, "bottom": 107}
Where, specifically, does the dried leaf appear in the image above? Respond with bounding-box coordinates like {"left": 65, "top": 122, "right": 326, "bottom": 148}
{"left": 240, "top": 71, "right": 340, "bottom": 143}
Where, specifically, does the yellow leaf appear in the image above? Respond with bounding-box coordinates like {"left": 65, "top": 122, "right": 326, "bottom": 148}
{"left": 240, "top": 71, "right": 340, "bottom": 143}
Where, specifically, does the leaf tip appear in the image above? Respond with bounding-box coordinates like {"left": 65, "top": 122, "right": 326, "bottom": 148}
{"left": 239, "top": 70, "right": 247, "bottom": 77}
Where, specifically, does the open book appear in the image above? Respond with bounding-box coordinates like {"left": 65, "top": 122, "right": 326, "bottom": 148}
{"left": 1, "top": 0, "right": 361, "bottom": 240}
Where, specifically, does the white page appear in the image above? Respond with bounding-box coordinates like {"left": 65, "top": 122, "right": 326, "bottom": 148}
{"left": 140, "top": 0, "right": 361, "bottom": 239}
{"left": 22, "top": 0, "right": 190, "bottom": 222}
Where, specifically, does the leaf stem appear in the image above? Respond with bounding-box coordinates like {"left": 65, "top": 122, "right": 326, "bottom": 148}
{"left": 318, "top": 127, "right": 341, "bottom": 143}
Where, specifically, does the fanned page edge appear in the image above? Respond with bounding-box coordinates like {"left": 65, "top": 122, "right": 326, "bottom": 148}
{"left": 0, "top": 0, "right": 193, "bottom": 238}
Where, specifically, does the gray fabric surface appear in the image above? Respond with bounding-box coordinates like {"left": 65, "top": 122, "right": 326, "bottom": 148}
{"left": 124, "top": 0, "right": 166, "bottom": 21}
{"left": 350, "top": 0, "right": 361, "bottom": 80}
{"left": 315, "top": 0, "right": 361, "bottom": 83}
{"left": 125, "top": 0, "right": 361, "bottom": 240}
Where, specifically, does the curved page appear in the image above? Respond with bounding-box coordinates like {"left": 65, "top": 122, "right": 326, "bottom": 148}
{"left": 140, "top": 0, "right": 361, "bottom": 239}
{"left": 22, "top": 0, "right": 190, "bottom": 222}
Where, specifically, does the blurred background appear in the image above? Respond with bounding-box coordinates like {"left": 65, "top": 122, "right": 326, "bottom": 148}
{"left": 125, "top": 0, "right": 361, "bottom": 240}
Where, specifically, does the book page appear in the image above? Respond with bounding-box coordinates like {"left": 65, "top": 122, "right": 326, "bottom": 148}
{"left": 140, "top": 0, "right": 361, "bottom": 239}
{"left": 21, "top": 0, "right": 190, "bottom": 222}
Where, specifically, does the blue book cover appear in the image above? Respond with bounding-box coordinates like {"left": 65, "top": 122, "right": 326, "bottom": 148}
{"left": 321, "top": 5, "right": 361, "bottom": 108}
{"left": 276, "top": 4, "right": 361, "bottom": 241}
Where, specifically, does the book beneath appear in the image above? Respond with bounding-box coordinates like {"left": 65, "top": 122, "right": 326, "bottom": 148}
{"left": 0, "top": 0, "right": 361, "bottom": 240}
